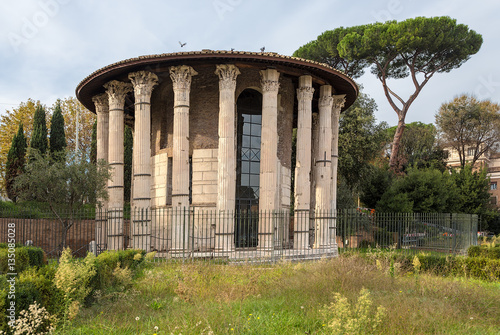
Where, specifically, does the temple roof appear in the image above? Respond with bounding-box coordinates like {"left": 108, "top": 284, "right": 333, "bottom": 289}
{"left": 76, "top": 50, "right": 359, "bottom": 113}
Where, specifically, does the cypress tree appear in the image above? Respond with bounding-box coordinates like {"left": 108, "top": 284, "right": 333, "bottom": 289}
{"left": 90, "top": 120, "right": 97, "bottom": 164}
{"left": 124, "top": 125, "right": 133, "bottom": 204}
{"left": 6, "top": 123, "right": 27, "bottom": 201}
{"left": 49, "top": 102, "right": 66, "bottom": 157}
{"left": 30, "top": 104, "right": 48, "bottom": 155}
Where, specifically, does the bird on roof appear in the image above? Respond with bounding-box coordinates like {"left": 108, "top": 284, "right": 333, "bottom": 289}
{"left": 260, "top": 47, "right": 265, "bottom": 52}
{"left": 179, "top": 41, "right": 187, "bottom": 47}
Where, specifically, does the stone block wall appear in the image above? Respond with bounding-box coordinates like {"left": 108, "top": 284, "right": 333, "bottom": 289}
{"left": 191, "top": 148, "right": 218, "bottom": 207}
{"left": 151, "top": 152, "right": 168, "bottom": 208}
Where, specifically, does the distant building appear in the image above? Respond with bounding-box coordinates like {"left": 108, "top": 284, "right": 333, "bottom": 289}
{"left": 445, "top": 147, "right": 500, "bottom": 206}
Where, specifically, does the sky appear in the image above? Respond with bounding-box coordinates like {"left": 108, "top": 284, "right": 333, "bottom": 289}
{"left": 0, "top": 0, "right": 499, "bottom": 127}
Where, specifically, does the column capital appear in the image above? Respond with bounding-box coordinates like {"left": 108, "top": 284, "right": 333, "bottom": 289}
{"left": 215, "top": 64, "right": 240, "bottom": 91}
{"left": 128, "top": 71, "right": 159, "bottom": 100}
{"left": 260, "top": 68, "right": 280, "bottom": 93}
{"left": 104, "top": 80, "right": 133, "bottom": 109}
{"left": 297, "top": 86, "right": 314, "bottom": 101}
{"left": 297, "top": 75, "right": 313, "bottom": 101}
{"left": 319, "top": 85, "right": 333, "bottom": 109}
{"left": 92, "top": 93, "right": 109, "bottom": 113}
{"left": 170, "top": 65, "right": 198, "bottom": 91}
{"left": 332, "top": 94, "right": 346, "bottom": 110}
{"left": 319, "top": 95, "right": 334, "bottom": 108}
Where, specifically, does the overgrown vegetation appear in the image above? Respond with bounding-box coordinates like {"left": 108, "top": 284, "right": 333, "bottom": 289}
{"left": 1, "top": 244, "right": 499, "bottom": 334}
{"left": 0, "top": 248, "right": 147, "bottom": 334}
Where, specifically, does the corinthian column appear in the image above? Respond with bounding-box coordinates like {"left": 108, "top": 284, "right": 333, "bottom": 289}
{"left": 170, "top": 65, "right": 197, "bottom": 251}
{"left": 104, "top": 80, "right": 132, "bottom": 250}
{"left": 294, "top": 75, "right": 314, "bottom": 250}
{"left": 314, "top": 85, "right": 333, "bottom": 249}
{"left": 129, "top": 71, "right": 158, "bottom": 251}
{"left": 259, "top": 68, "right": 280, "bottom": 250}
{"left": 330, "top": 94, "right": 346, "bottom": 246}
{"left": 93, "top": 93, "right": 109, "bottom": 252}
{"left": 215, "top": 64, "right": 240, "bottom": 252}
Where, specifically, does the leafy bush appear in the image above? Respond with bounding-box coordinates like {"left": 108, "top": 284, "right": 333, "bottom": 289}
{"left": 398, "top": 253, "right": 500, "bottom": 281}
{"left": 54, "top": 248, "right": 96, "bottom": 307}
{"left": 0, "top": 246, "right": 46, "bottom": 275}
{"left": 0, "top": 263, "right": 65, "bottom": 334}
{"left": 93, "top": 249, "right": 145, "bottom": 291}
{"left": 467, "top": 245, "right": 500, "bottom": 259}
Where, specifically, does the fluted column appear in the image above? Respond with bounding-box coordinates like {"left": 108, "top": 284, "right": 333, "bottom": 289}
{"left": 314, "top": 85, "right": 333, "bottom": 249}
{"left": 215, "top": 64, "right": 240, "bottom": 252}
{"left": 330, "top": 94, "right": 346, "bottom": 246}
{"left": 93, "top": 93, "right": 109, "bottom": 252}
{"left": 294, "top": 75, "right": 314, "bottom": 250}
{"left": 170, "top": 65, "right": 197, "bottom": 251}
{"left": 129, "top": 71, "right": 158, "bottom": 251}
{"left": 104, "top": 80, "right": 132, "bottom": 250}
{"left": 259, "top": 68, "right": 280, "bottom": 250}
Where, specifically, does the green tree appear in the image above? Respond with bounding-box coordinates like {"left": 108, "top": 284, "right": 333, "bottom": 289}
{"left": 386, "top": 122, "right": 447, "bottom": 172}
{"left": 360, "top": 165, "right": 394, "bottom": 209}
{"left": 14, "top": 150, "right": 111, "bottom": 251}
{"left": 293, "top": 26, "right": 369, "bottom": 78}
{"left": 90, "top": 120, "right": 97, "bottom": 165}
{"left": 376, "top": 167, "right": 459, "bottom": 213}
{"left": 337, "top": 16, "right": 482, "bottom": 171}
{"left": 435, "top": 94, "right": 500, "bottom": 168}
{"left": 30, "top": 104, "right": 49, "bottom": 155}
{"left": 124, "top": 125, "right": 133, "bottom": 204}
{"left": 339, "top": 91, "right": 388, "bottom": 192}
{"left": 451, "top": 164, "right": 492, "bottom": 215}
{"left": 5, "top": 123, "right": 27, "bottom": 201}
{"left": 49, "top": 102, "right": 66, "bottom": 157}
{"left": 0, "top": 99, "right": 39, "bottom": 194}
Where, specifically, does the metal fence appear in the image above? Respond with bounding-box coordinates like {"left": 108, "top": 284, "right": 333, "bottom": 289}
{"left": 0, "top": 207, "right": 478, "bottom": 261}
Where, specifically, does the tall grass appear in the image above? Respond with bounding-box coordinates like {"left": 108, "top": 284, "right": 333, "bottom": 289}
{"left": 56, "top": 255, "right": 500, "bottom": 334}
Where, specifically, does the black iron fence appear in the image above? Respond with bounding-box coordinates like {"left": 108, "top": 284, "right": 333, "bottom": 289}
{"left": 0, "top": 207, "right": 478, "bottom": 261}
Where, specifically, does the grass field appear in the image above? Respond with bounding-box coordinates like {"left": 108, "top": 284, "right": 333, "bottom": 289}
{"left": 53, "top": 253, "right": 500, "bottom": 335}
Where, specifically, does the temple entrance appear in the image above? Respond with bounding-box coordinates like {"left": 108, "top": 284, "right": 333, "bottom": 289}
{"left": 235, "top": 89, "right": 262, "bottom": 248}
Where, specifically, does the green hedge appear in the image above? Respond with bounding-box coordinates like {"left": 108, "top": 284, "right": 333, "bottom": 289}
{"left": 0, "top": 246, "right": 46, "bottom": 275}
{"left": 399, "top": 253, "right": 500, "bottom": 281}
{"left": 467, "top": 245, "right": 500, "bottom": 259}
{"left": 0, "top": 263, "right": 65, "bottom": 333}
{"left": 93, "top": 249, "right": 146, "bottom": 291}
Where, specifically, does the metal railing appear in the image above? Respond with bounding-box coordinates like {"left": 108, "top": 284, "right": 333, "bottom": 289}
{"left": 0, "top": 207, "right": 478, "bottom": 261}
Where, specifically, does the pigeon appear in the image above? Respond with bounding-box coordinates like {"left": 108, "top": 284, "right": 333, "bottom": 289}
{"left": 179, "top": 41, "right": 187, "bottom": 47}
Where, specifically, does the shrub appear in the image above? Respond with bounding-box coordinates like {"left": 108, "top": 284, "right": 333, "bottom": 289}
{"left": 467, "top": 245, "right": 500, "bottom": 259}
{"left": 0, "top": 246, "right": 46, "bottom": 275}
{"left": 54, "top": 248, "right": 96, "bottom": 316}
{"left": 321, "top": 288, "right": 386, "bottom": 334}
{"left": 93, "top": 249, "right": 145, "bottom": 291}
{"left": 0, "top": 264, "right": 65, "bottom": 334}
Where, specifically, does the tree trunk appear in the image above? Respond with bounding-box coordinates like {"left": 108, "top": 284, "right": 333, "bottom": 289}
{"left": 389, "top": 119, "right": 406, "bottom": 171}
